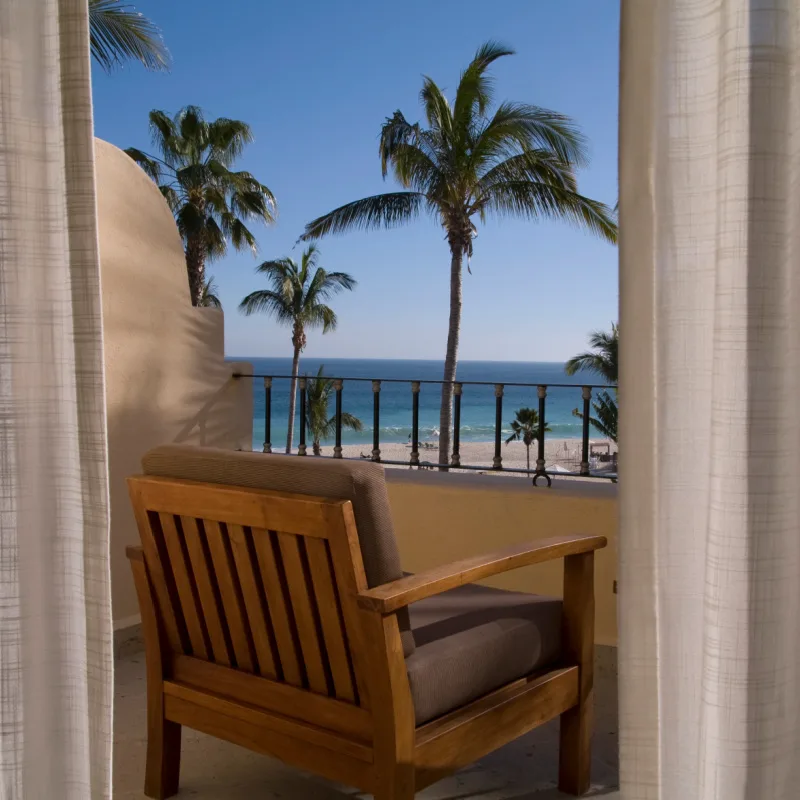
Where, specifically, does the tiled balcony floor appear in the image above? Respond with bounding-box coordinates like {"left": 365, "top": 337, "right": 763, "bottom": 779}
{"left": 114, "top": 650, "right": 619, "bottom": 799}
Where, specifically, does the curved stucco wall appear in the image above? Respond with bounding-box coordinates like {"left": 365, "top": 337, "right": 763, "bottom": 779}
{"left": 95, "top": 138, "right": 252, "bottom": 624}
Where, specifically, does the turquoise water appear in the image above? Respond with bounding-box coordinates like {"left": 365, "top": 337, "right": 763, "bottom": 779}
{"left": 232, "top": 357, "right": 611, "bottom": 451}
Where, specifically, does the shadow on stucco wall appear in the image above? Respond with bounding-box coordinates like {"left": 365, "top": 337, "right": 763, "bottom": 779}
{"left": 95, "top": 138, "right": 254, "bottom": 623}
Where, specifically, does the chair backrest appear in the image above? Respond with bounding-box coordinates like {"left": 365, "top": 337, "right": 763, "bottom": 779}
{"left": 141, "top": 445, "right": 404, "bottom": 589}
{"left": 129, "top": 470, "right": 372, "bottom": 705}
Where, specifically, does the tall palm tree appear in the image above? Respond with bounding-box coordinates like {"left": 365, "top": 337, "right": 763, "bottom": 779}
{"left": 505, "top": 407, "right": 552, "bottom": 472}
{"left": 305, "top": 366, "right": 363, "bottom": 455}
{"left": 125, "top": 106, "right": 276, "bottom": 306}
{"left": 89, "top": 0, "right": 170, "bottom": 72}
{"left": 199, "top": 276, "right": 222, "bottom": 309}
{"left": 564, "top": 323, "right": 618, "bottom": 383}
{"left": 239, "top": 246, "right": 356, "bottom": 453}
{"left": 566, "top": 323, "right": 618, "bottom": 442}
{"left": 301, "top": 41, "right": 617, "bottom": 467}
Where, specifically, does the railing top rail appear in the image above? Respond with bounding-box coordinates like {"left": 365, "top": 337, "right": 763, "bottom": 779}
{"left": 234, "top": 373, "right": 617, "bottom": 390}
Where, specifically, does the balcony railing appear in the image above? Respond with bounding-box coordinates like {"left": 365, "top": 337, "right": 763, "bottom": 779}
{"left": 234, "top": 373, "right": 618, "bottom": 484}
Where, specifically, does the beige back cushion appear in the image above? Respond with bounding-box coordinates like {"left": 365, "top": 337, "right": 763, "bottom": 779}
{"left": 140, "top": 445, "right": 414, "bottom": 654}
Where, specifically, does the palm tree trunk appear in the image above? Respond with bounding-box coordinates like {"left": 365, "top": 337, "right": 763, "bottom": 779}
{"left": 185, "top": 235, "right": 205, "bottom": 307}
{"left": 438, "top": 244, "right": 463, "bottom": 468}
{"left": 286, "top": 345, "right": 301, "bottom": 453}
{"left": 526, "top": 445, "right": 530, "bottom": 473}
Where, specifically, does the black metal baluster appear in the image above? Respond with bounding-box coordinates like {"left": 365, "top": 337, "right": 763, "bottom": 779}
{"left": 263, "top": 377, "right": 272, "bottom": 453}
{"left": 580, "top": 386, "right": 592, "bottom": 475}
{"left": 334, "top": 379, "right": 343, "bottom": 458}
{"left": 533, "top": 385, "right": 551, "bottom": 486}
{"left": 410, "top": 381, "right": 420, "bottom": 467}
{"left": 451, "top": 383, "right": 462, "bottom": 467}
{"left": 298, "top": 376, "right": 307, "bottom": 456}
{"left": 372, "top": 381, "right": 381, "bottom": 462}
{"left": 493, "top": 384, "right": 504, "bottom": 469}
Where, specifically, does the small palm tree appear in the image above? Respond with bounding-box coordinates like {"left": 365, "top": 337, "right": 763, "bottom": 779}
{"left": 564, "top": 323, "right": 618, "bottom": 383}
{"left": 567, "top": 324, "right": 618, "bottom": 442}
{"left": 89, "top": 0, "right": 170, "bottom": 72}
{"left": 572, "top": 391, "right": 617, "bottom": 443}
{"left": 305, "top": 366, "right": 363, "bottom": 455}
{"left": 505, "top": 407, "right": 551, "bottom": 472}
{"left": 239, "top": 246, "right": 356, "bottom": 453}
{"left": 301, "top": 41, "right": 617, "bottom": 467}
{"left": 126, "top": 106, "right": 276, "bottom": 306}
{"left": 199, "top": 276, "right": 222, "bottom": 309}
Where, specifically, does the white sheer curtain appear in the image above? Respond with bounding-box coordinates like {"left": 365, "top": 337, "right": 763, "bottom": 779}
{"left": 0, "top": 1, "right": 112, "bottom": 798}
{"left": 619, "top": 1, "right": 800, "bottom": 798}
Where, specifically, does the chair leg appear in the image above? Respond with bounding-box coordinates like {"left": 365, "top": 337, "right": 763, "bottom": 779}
{"left": 374, "top": 770, "right": 416, "bottom": 800}
{"left": 557, "top": 551, "right": 595, "bottom": 796}
{"left": 558, "top": 691, "right": 593, "bottom": 796}
{"left": 144, "top": 716, "right": 181, "bottom": 799}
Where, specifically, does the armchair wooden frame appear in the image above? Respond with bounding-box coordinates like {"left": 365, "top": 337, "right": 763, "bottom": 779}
{"left": 126, "top": 474, "right": 606, "bottom": 799}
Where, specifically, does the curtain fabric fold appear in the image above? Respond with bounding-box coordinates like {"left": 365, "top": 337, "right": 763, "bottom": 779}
{"left": 619, "top": 1, "right": 800, "bottom": 798}
{"left": 0, "top": 1, "right": 112, "bottom": 797}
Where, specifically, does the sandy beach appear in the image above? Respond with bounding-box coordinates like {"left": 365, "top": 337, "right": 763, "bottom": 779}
{"left": 308, "top": 437, "right": 618, "bottom": 476}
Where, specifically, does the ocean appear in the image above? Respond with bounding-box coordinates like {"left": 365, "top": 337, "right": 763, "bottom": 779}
{"left": 232, "top": 357, "right": 606, "bottom": 451}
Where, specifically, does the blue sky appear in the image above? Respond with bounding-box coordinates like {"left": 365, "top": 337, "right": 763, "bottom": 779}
{"left": 91, "top": 0, "right": 619, "bottom": 362}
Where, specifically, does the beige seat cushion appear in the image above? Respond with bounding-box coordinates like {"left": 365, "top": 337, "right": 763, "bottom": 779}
{"left": 140, "top": 444, "right": 414, "bottom": 653}
{"left": 406, "top": 583, "right": 562, "bottom": 725}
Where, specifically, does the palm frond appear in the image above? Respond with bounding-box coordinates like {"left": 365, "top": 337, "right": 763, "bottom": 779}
{"left": 475, "top": 149, "right": 578, "bottom": 196}
{"left": 89, "top": 0, "right": 170, "bottom": 72}
{"left": 124, "top": 147, "right": 162, "bottom": 182}
{"left": 147, "top": 110, "right": 181, "bottom": 165}
{"left": 419, "top": 77, "right": 454, "bottom": 143}
{"left": 573, "top": 390, "right": 618, "bottom": 442}
{"left": 224, "top": 216, "right": 258, "bottom": 255}
{"left": 255, "top": 258, "right": 297, "bottom": 279}
{"left": 471, "top": 102, "right": 589, "bottom": 171}
{"left": 565, "top": 324, "right": 618, "bottom": 382}
{"left": 238, "top": 289, "right": 294, "bottom": 321}
{"left": 207, "top": 119, "right": 254, "bottom": 165}
{"left": 300, "top": 192, "right": 425, "bottom": 240}
{"left": 304, "top": 267, "right": 358, "bottom": 306}
{"left": 230, "top": 186, "right": 277, "bottom": 223}
{"left": 159, "top": 185, "right": 180, "bottom": 212}
{"left": 303, "top": 304, "right": 337, "bottom": 333}
{"left": 202, "top": 216, "right": 227, "bottom": 260}
{"left": 176, "top": 106, "right": 206, "bottom": 153}
{"left": 199, "top": 276, "right": 222, "bottom": 309}
{"left": 453, "top": 41, "right": 514, "bottom": 135}
{"left": 481, "top": 181, "right": 618, "bottom": 242}
{"left": 337, "top": 412, "right": 364, "bottom": 432}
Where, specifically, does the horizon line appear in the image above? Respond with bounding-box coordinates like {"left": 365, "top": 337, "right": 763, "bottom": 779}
{"left": 225, "top": 355, "right": 569, "bottom": 364}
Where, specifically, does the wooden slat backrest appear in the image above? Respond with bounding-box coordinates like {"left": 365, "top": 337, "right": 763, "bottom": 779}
{"left": 128, "top": 475, "right": 371, "bottom": 709}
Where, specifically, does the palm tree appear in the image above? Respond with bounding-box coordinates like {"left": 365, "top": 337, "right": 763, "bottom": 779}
{"left": 564, "top": 323, "right": 618, "bottom": 383}
{"left": 305, "top": 366, "right": 363, "bottom": 455}
{"left": 239, "top": 246, "right": 356, "bottom": 453}
{"left": 505, "top": 407, "right": 552, "bottom": 473}
{"left": 566, "top": 323, "right": 618, "bottom": 442}
{"left": 301, "top": 41, "right": 617, "bottom": 467}
{"left": 89, "top": 0, "right": 170, "bottom": 72}
{"left": 125, "top": 106, "right": 276, "bottom": 306}
{"left": 199, "top": 276, "right": 222, "bottom": 309}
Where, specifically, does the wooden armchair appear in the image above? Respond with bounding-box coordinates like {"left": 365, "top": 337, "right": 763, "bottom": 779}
{"left": 126, "top": 445, "right": 606, "bottom": 799}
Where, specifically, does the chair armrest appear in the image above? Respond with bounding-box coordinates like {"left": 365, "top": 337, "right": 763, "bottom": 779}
{"left": 356, "top": 533, "right": 606, "bottom": 614}
{"left": 126, "top": 545, "right": 144, "bottom": 562}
